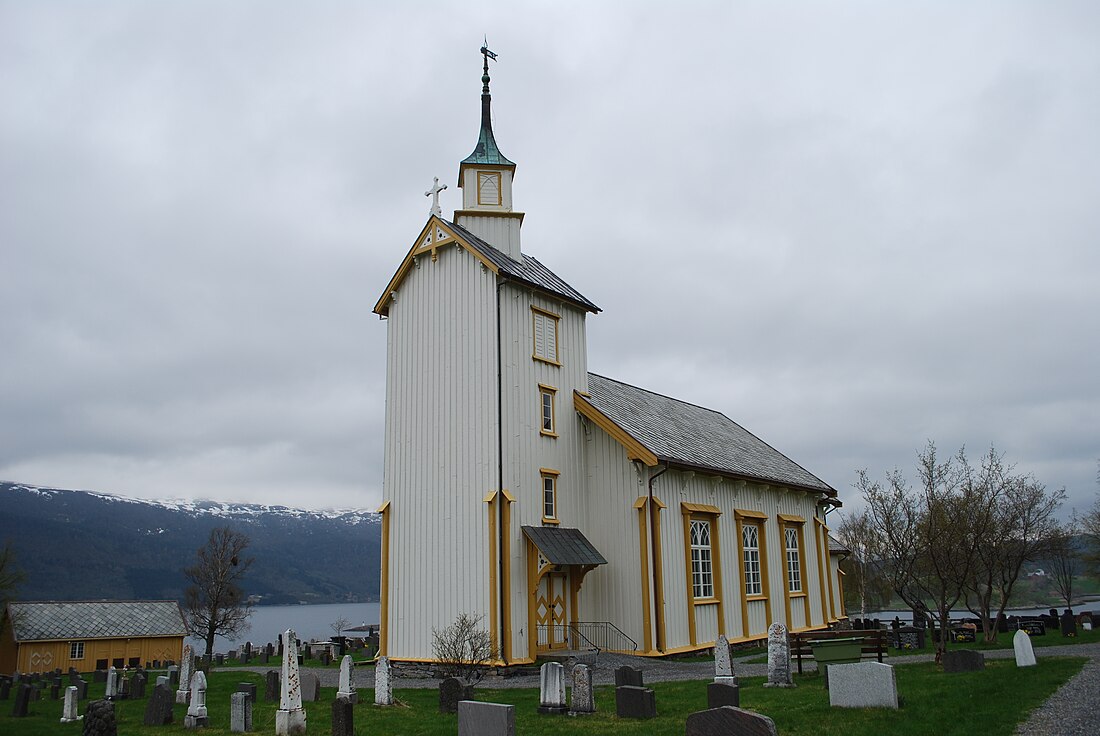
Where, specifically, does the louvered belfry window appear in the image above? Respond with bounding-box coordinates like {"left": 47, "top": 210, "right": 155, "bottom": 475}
{"left": 532, "top": 309, "right": 559, "bottom": 364}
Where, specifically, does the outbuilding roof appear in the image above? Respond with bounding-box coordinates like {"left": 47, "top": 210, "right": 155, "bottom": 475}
{"left": 522, "top": 526, "right": 608, "bottom": 566}
{"left": 7, "top": 600, "right": 187, "bottom": 642}
{"left": 580, "top": 373, "right": 837, "bottom": 497}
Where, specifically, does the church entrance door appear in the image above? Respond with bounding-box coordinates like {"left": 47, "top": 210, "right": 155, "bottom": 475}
{"left": 536, "top": 572, "right": 569, "bottom": 650}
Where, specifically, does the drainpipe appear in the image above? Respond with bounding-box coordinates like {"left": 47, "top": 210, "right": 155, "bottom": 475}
{"left": 648, "top": 462, "right": 669, "bottom": 652}
{"left": 496, "top": 279, "right": 506, "bottom": 663}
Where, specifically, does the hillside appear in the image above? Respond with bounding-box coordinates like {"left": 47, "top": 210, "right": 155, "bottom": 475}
{"left": 0, "top": 482, "right": 381, "bottom": 605}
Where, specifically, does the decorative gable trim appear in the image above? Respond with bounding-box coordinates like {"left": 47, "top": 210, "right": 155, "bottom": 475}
{"left": 573, "top": 391, "right": 659, "bottom": 465}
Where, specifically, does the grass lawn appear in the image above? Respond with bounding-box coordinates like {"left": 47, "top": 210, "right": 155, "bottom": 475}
{"left": 0, "top": 656, "right": 1086, "bottom": 736}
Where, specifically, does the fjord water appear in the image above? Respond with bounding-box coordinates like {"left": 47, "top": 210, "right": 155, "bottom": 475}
{"left": 186, "top": 601, "right": 381, "bottom": 652}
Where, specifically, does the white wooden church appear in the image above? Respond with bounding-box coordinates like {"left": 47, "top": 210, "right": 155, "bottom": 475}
{"left": 374, "top": 50, "right": 847, "bottom": 665}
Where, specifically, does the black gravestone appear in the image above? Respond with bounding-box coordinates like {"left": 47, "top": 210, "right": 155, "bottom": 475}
{"left": 943, "top": 649, "right": 985, "bottom": 673}
{"left": 0, "top": 679, "right": 10, "bottom": 700}
{"left": 261, "top": 652, "right": 270, "bottom": 665}
{"left": 83, "top": 698, "right": 117, "bottom": 736}
{"left": 332, "top": 696, "right": 354, "bottom": 736}
{"left": 12, "top": 683, "right": 31, "bottom": 717}
{"left": 613, "top": 666, "right": 644, "bottom": 688}
{"left": 50, "top": 684, "right": 60, "bottom": 700}
{"left": 439, "top": 677, "right": 471, "bottom": 714}
{"left": 76, "top": 679, "right": 89, "bottom": 700}
{"left": 686, "top": 705, "right": 779, "bottom": 736}
{"left": 131, "top": 674, "right": 146, "bottom": 700}
{"left": 94, "top": 670, "right": 107, "bottom": 683}
{"left": 143, "top": 684, "right": 174, "bottom": 726}
{"left": 264, "top": 671, "right": 280, "bottom": 702}
{"left": 707, "top": 681, "right": 740, "bottom": 709}
{"left": 615, "top": 685, "right": 656, "bottom": 719}
{"left": 237, "top": 682, "right": 258, "bottom": 702}
{"left": 1061, "top": 610, "right": 1076, "bottom": 637}
{"left": 1020, "top": 619, "right": 1045, "bottom": 636}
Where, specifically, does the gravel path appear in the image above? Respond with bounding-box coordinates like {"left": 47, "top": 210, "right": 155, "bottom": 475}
{"left": 225, "top": 641, "right": 1100, "bottom": 733}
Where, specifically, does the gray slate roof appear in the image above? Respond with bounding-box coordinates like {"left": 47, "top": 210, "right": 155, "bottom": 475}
{"left": 7, "top": 601, "right": 187, "bottom": 642}
{"left": 447, "top": 220, "right": 600, "bottom": 313}
{"left": 585, "top": 373, "right": 836, "bottom": 496}
{"left": 522, "top": 526, "right": 608, "bottom": 566}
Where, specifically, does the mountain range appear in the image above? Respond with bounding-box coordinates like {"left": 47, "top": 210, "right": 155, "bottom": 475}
{"left": 0, "top": 482, "right": 381, "bottom": 605}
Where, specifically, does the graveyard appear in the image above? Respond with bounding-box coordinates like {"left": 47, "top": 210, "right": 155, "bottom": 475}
{"left": 0, "top": 646, "right": 1090, "bottom": 735}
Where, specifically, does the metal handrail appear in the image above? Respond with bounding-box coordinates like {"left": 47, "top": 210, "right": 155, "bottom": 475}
{"left": 570, "top": 622, "right": 638, "bottom": 652}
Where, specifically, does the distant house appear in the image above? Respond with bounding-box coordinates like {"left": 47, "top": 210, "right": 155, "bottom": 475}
{"left": 0, "top": 600, "right": 186, "bottom": 673}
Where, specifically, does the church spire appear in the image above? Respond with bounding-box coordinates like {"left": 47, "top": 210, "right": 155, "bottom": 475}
{"left": 461, "top": 41, "right": 515, "bottom": 169}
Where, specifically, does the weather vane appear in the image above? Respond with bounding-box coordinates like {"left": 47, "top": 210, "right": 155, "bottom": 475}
{"left": 480, "top": 37, "right": 497, "bottom": 93}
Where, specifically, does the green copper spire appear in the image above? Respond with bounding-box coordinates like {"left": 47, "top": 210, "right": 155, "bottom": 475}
{"left": 461, "top": 41, "right": 515, "bottom": 167}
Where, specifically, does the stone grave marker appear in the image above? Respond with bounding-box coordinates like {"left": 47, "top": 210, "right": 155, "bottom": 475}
{"left": 83, "top": 699, "right": 117, "bottom": 736}
{"left": 105, "top": 667, "right": 118, "bottom": 700}
{"left": 764, "top": 622, "right": 794, "bottom": 687}
{"left": 337, "top": 655, "right": 357, "bottom": 704}
{"left": 116, "top": 673, "right": 129, "bottom": 700}
{"left": 265, "top": 670, "right": 280, "bottom": 702}
{"left": 1, "top": 678, "right": 11, "bottom": 700}
{"left": 276, "top": 629, "right": 307, "bottom": 735}
{"left": 685, "top": 705, "right": 779, "bottom": 736}
{"left": 1060, "top": 610, "right": 1076, "bottom": 637}
{"left": 714, "top": 633, "right": 736, "bottom": 685}
{"left": 614, "top": 665, "right": 644, "bottom": 687}
{"left": 570, "top": 663, "right": 595, "bottom": 714}
{"left": 231, "top": 691, "right": 253, "bottom": 733}
{"left": 331, "top": 696, "right": 354, "bottom": 736}
{"left": 262, "top": 652, "right": 270, "bottom": 665}
{"left": 374, "top": 656, "right": 393, "bottom": 706}
{"left": 943, "top": 649, "right": 985, "bottom": 673}
{"left": 707, "top": 681, "right": 740, "bottom": 709}
{"left": 61, "top": 685, "right": 82, "bottom": 723}
{"left": 237, "top": 682, "right": 258, "bottom": 702}
{"left": 183, "top": 670, "right": 208, "bottom": 729}
{"left": 538, "top": 661, "right": 567, "bottom": 714}
{"left": 615, "top": 684, "right": 656, "bottom": 719}
{"left": 155, "top": 676, "right": 169, "bottom": 689}
{"left": 301, "top": 672, "right": 321, "bottom": 702}
{"left": 166, "top": 666, "right": 179, "bottom": 688}
{"left": 828, "top": 661, "right": 899, "bottom": 709}
{"left": 458, "top": 700, "right": 515, "bottom": 736}
{"left": 12, "top": 683, "right": 31, "bottom": 717}
{"left": 75, "top": 679, "right": 88, "bottom": 700}
{"left": 132, "top": 673, "right": 146, "bottom": 699}
{"left": 144, "top": 684, "right": 175, "bottom": 726}
{"left": 439, "top": 677, "right": 467, "bottom": 714}
{"left": 1014, "top": 629, "right": 1037, "bottom": 667}
{"left": 177, "top": 645, "right": 195, "bottom": 704}
{"left": 50, "top": 683, "right": 61, "bottom": 700}
{"left": 94, "top": 669, "right": 108, "bottom": 683}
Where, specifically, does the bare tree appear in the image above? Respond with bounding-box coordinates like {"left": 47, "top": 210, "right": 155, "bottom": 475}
{"left": 836, "top": 509, "right": 891, "bottom": 619}
{"left": 183, "top": 527, "right": 255, "bottom": 657}
{"left": 0, "top": 542, "right": 23, "bottom": 638}
{"left": 330, "top": 616, "right": 351, "bottom": 639}
{"left": 1049, "top": 515, "right": 1080, "bottom": 612}
{"left": 430, "top": 613, "right": 497, "bottom": 684}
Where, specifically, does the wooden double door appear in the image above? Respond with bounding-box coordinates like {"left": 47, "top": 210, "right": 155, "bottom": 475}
{"left": 535, "top": 572, "right": 569, "bottom": 650}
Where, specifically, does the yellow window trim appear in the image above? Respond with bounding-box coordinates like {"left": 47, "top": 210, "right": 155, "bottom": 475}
{"left": 541, "top": 517, "right": 560, "bottom": 525}
{"left": 538, "top": 384, "right": 558, "bottom": 438}
{"left": 778, "top": 514, "right": 805, "bottom": 524}
{"left": 735, "top": 508, "right": 768, "bottom": 520}
{"left": 574, "top": 392, "right": 659, "bottom": 466}
{"left": 539, "top": 468, "right": 561, "bottom": 476}
{"left": 745, "top": 594, "right": 769, "bottom": 602}
{"left": 531, "top": 306, "right": 562, "bottom": 366}
{"left": 539, "top": 431, "right": 560, "bottom": 438}
{"left": 791, "top": 592, "right": 808, "bottom": 599}
{"left": 681, "top": 508, "right": 725, "bottom": 646}
{"left": 531, "top": 305, "right": 561, "bottom": 319}
{"left": 681, "top": 502, "right": 722, "bottom": 516}
{"left": 692, "top": 598, "right": 720, "bottom": 606}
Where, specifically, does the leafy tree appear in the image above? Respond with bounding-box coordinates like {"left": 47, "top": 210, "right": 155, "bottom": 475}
{"left": 183, "top": 527, "right": 255, "bottom": 657}
{"left": 430, "top": 613, "right": 496, "bottom": 684}
{"left": 0, "top": 542, "right": 24, "bottom": 638}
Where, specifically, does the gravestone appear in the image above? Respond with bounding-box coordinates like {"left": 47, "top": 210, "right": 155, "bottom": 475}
{"left": 570, "top": 663, "right": 595, "bottom": 714}
{"left": 83, "top": 699, "right": 117, "bottom": 736}
{"left": 51, "top": 683, "right": 61, "bottom": 700}
{"left": 61, "top": 685, "right": 82, "bottom": 723}
{"left": 262, "top": 652, "right": 270, "bottom": 665}
{"left": 943, "top": 649, "right": 985, "bottom": 673}
{"left": 1014, "top": 629, "right": 1037, "bottom": 667}
{"left": 439, "top": 677, "right": 468, "bottom": 714}
{"left": 615, "top": 685, "right": 656, "bottom": 719}
{"left": 116, "top": 673, "right": 129, "bottom": 700}
{"left": 337, "top": 655, "right": 357, "bottom": 704}
{"left": 276, "top": 629, "right": 307, "bottom": 735}
{"left": 132, "top": 673, "right": 147, "bottom": 699}
{"left": 177, "top": 645, "right": 195, "bottom": 704}
{"left": 166, "top": 666, "right": 179, "bottom": 688}
{"left": 216, "top": 655, "right": 225, "bottom": 666}
{"left": 183, "top": 670, "right": 208, "bottom": 729}
{"left": 458, "top": 700, "right": 514, "bottom": 736}
{"left": 707, "top": 681, "right": 740, "bottom": 709}
{"left": 828, "top": 661, "right": 898, "bottom": 709}
{"left": 714, "top": 633, "right": 736, "bottom": 685}
{"left": 94, "top": 669, "right": 108, "bottom": 683}
{"left": 12, "top": 683, "right": 31, "bottom": 717}
{"left": 764, "top": 622, "right": 794, "bottom": 687}
{"left": 1060, "top": 610, "right": 1076, "bottom": 637}
{"left": 1, "top": 678, "right": 11, "bottom": 700}
{"left": 374, "top": 656, "right": 393, "bottom": 706}
{"left": 1020, "top": 619, "right": 1046, "bottom": 636}
{"left": 105, "top": 667, "right": 118, "bottom": 700}
{"left": 75, "top": 679, "right": 88, "bottom": 700}
{"left": 685, "top": 705, "right": 779, "bottom": 736}
{"left": 156, "top": 676, "right": 169, "bottom": 689}
{"left": 144, "top": 684, "right": 175, "bottom": 726}
{"left": 265, "top": 671, "right": 280, "bottom": 702}
{"left": 613, "top": 665, "right": 644, "bottom": 687}
{"left": 538, "top": 661, "right": 567, "bottom": 714}
{"left": 300, "top": 672, "right": 321, "bottom": 702}
{"left": 331, "top": 696, "right": 354, "bottom": 736}
{"left": 231, "top": 691, "right": 253, "bottom": 733}
{"left": 237, "top": 682, "right": 258, "bottom": 702}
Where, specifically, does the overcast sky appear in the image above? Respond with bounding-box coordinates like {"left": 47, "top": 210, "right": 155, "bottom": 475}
{"left": 2, "top": 1, "right": 1098, "bottom": 517}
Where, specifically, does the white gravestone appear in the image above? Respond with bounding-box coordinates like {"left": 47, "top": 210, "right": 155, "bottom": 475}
{"left": 764, "top": 622, "right": 795, "bottom": 687}
{"left": 276, "top": 629, "right": 307, "bottom": 735}
{"left": 336, "top": 655, "right": 357, "bottom": 704}
{"left": 714, "top": 633, "right": 736, "bottom": 685}
{"left": 184, "top": 670, "right": 209, "bottom": 728}
{"left": 60, "top": 685, "right": 82, "bottom": 723}
{"left": 177, "top": 644, "right": 195, "bottom": 704}
{"left": 105, "top": 667, "right": 118, "bottom": 699}
{"left": 537, "top": 662, "right": 567, "bottom": 714}
{"left": 1014, "top": 629, "right": 1037, "bottom": 667}
{"left": 828, "top": 662, "right": 899, "bottom": 709}
{"left": 374, "top": 656, "right": 393, "bottom": 706}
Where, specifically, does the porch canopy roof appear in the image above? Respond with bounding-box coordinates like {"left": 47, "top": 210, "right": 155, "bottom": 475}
{"left": 521, "top": 526, "right": 608, "bottom": 566}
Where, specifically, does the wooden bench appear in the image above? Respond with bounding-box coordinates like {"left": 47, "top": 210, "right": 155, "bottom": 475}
{"left": 790, "top": 629, "right": 888, "bottom": 674}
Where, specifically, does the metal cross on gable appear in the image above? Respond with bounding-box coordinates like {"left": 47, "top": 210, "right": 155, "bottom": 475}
{"left": 424, "top": 176, "right": 446, "bottom": 217}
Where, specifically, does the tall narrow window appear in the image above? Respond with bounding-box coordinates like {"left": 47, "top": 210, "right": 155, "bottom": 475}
{"left": 690, "top": 519, "right": 714, "bottom": 599}
{"left": 541, "top": 469, "right": 559, "bottom": 522}
{"left": 742, "top": 523, "right": 762, "bottom": 596}
{"left": 532, "top": 308, "right": 560, "bottom": 364}
{"left": 785, "top": 527, "right": 802, "bottom": 593}
{"left": 539, "top": 385, "right": 557, "bottom": 437}
{"left": 69, "top": 642, "right": 85, "bottom": 660}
